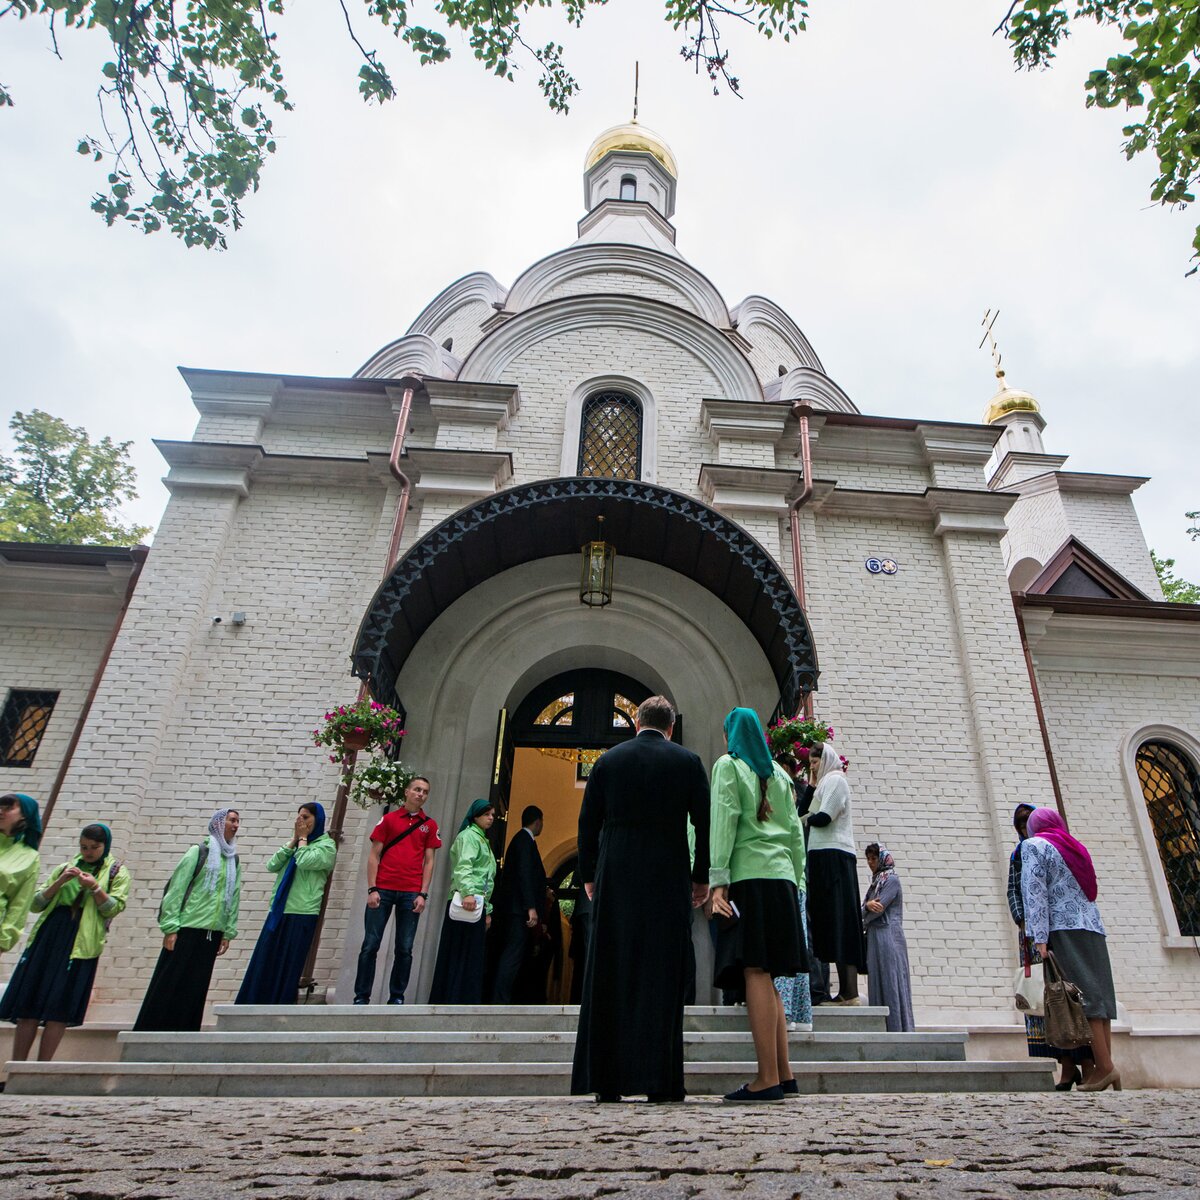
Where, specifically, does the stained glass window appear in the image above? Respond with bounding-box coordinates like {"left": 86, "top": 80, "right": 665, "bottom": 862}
{"left": 1136, "top": 740, "right": 1200, "bottom": 936}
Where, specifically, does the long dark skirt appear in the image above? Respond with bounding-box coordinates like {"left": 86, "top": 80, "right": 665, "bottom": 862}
{"left": 133, "top": 927, "right": 223, "bottom": 1032}
{"left": 1047, "top": 929, "right": 1118, "bottom": 1020}
{"left": 0, "top": 907, "right": 98, "bottom": 1027}
{"left": 807, "top": 849, "right": 867, "bottom": 970}
{"left": 235, "top": 914, "right": 318, "bottom": 1006}
{"left": 714, "top": 878, "right": 807, "bottom": 993}
{"left": 428, "top": 906, "right": 488, "bottom": 1004}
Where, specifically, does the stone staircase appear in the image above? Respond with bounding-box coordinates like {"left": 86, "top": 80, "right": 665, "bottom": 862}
{"left": 4, "top": 1004, "right": 1052, "bottom": 1096}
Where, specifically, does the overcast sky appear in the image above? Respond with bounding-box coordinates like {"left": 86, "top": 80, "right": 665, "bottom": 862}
{"left": 2, "top": 0, "right": 1198, "bottom": 577}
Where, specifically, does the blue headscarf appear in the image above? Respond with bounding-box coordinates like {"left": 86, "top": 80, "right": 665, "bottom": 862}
{"left": 2, "top": 793, "right": 42, "bottom": 851}
{"left": 79, "top": 822, "right": 112, "bottom": 863}
{"left": 723, "top": 708, "right": 774, "bottom": 783}
{"left": 266, "top": 803, "right": 326, "bottom": 932}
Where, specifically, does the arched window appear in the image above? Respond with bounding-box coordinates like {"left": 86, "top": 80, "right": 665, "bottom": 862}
{"left": 619, "top": 175, "right": 637, "bottom": 201}
{"left": 577, "top": 390, "right": 642, "bottom": 480}
{"left": 1135, "top": 740, "right": 1200, "bottom": 936}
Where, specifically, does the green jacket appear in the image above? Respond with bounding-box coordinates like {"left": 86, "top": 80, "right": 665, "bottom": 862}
{"left": 265, "top": 837, "right": 337, "bottom": 916}
{"left": 709, "top": 755, "right": 807, "bottom": 890}
{"left": 0, "top": 834, "right": 40, "bottom": 953}
{"left": 449, "top": 825, "right": 496, "bottom": 915}
{"left": 159, "top": 844, "right": 241, "bottom": 939}
{"left": 28, "top": 854, "right": 131, "bottom": 960}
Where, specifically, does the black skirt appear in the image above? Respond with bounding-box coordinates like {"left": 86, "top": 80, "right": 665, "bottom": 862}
{"left": 1047, "top": 929, "right": 1118, "bottom": 1020}
{"left": 235, "top": 913, "right": 318, "bottom": 1006}
{"left": 133, "top": 926, "right": 223, "bottom": 1032}
{"left": 0, "top": 906, "right": 99, "bottom": 1027}
{"left": 807, "top": 849, "right": 867, "bottom": 970}
{"left": 714, "top": 878, "right": 807, "bottom": 992}
{"left": 428, "top": 905, "right": 488, "bottom": 1004}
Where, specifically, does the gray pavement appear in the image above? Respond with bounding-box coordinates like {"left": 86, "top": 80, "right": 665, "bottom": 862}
{"left": 0, "top": 1091, "right": 1194, "bottom": 1198}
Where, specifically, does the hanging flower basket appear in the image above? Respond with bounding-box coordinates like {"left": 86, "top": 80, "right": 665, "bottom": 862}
{"left": 313, "top": 697, "right": 405, "bottom": 761}
{"left": 349, "top": 758, "right": 419, "bottom": 811}
{"left": 766, "top": 716, "right": 834, "bottom": 760}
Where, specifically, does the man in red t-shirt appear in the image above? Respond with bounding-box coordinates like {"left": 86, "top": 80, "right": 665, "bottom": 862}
{"left": 352, "top": 776, "right": 442, "bottom": 1004}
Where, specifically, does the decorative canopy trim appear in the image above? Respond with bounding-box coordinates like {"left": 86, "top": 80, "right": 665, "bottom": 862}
{"left": 352, "top": 477, "right": 818, "bottom": 714}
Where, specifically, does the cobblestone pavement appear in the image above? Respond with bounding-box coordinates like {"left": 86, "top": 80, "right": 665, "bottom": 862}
{"left": 0, "top": 1092, "right": 1195, "bottom": 1199}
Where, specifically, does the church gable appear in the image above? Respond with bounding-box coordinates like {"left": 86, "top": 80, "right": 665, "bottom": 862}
{"left": 1026, "top": 536, "right": 1150, "bottom": 601}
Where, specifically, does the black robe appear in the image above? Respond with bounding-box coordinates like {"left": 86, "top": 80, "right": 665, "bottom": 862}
{"left": 570, "top": 729, "right": 710, "bottom": 1097}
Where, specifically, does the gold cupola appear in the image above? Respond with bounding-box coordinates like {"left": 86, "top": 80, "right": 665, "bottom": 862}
{"left": 984, "top": 369, "right": 1042, "bottom": 425}
{"left": 584, "top": 122, "right": 679, "bottom": 178}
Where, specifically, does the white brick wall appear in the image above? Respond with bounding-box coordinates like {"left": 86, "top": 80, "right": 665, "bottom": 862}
{"left": 420, "top": 299, "right": 494, "bottom": 362}
{"left": 538, "top": 270, "right": 689, "bottom": 309}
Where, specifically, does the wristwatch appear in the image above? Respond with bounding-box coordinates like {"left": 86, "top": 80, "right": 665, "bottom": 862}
{"left": 418, "top": 892, "right": 429, "bottom": 899}
{"left": 367, "top": 886, "right": 380, "bottom": 896}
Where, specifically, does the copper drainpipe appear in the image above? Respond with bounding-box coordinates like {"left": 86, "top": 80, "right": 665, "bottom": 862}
{"left": 1012, "top": 596, "right": 1067, "bottom": 820}
{"left": 299, "top": 383, "right": 418, "bottom": 997}
{"left": 42, "top": 544, "right": 149, "bottom": 829}
{"left": 788, "top": 401, "right": 815, "bottom": 719}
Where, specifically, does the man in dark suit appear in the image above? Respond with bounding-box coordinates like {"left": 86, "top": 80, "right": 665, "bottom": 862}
{"left": 570, "top": 696, "right": 710, "bottom": 1103}
{"left": 490, "top": 805, "right": 546, "bottom": 1003}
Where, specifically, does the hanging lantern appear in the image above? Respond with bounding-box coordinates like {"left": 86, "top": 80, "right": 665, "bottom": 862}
{"left": 580, "top": 515, "right": 616, "bottom": 608}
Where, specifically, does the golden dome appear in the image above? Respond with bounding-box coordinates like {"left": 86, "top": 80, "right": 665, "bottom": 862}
{"left": 984, "top": 376, "right": 1041, "bottom": 425}
{"left": 584, "top": 122, "right": 678, "bottom": 178}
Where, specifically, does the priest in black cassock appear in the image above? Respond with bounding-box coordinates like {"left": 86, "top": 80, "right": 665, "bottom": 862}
{"left": 570, "top": 694, "right": 710, "bottom": 1102}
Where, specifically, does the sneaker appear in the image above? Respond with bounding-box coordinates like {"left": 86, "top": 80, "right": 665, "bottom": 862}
{"left": 386, "top": 998, "right": 405, "bottom": 1006}
{"left": 352, "top": 998, "right": 368, "bottom": 1005}
{"left": 722, "top": 1083, "right": 785, "bottom": 1104}
{"left": 786, "top": 1021, "right": 813, "bottom": 1033}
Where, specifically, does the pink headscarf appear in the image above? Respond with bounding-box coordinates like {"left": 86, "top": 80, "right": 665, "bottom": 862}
{"left": 1026, "top": 808, "right": 1097, "bottom": 902}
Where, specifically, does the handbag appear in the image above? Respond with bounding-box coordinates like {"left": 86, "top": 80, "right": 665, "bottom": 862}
{"left": 448, "top": 891, "right": 484, "bottom": 924}
{"left": 1042, "top": 950, "right": 1092, "bottom": 1049}
{"left": 1013, "top": 939, "right": 1043, "bottom": 1016}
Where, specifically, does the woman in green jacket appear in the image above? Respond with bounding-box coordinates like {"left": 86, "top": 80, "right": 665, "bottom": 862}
{"left": 429, "top": 799, "right": 496, "bottom": 1004}
{"left": 134, "top": 808, "right": 242, "bottom": 1032}
{"left": 709, "top": 708, "right": 808, "bottom": 1104}
{"left": 0, "top": 793, "right": 41, "bottom": 961}
{"left": 1, "top": 822, "right": 130, "bottom": 1063}
{"left": 236, "top": 802, "right": 336, "bottom": 1005}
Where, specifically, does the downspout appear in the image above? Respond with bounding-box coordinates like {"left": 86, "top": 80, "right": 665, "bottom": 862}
{"left": 788, "top": 401, "right": 815, "bottom": 719}
{"left": 42, "top": 544, "right": 149, "bottom": 830}
{"left": 300, "top": 383, "right": 417, "bottom": 996}
{"left": 1012, "top": 596, "right": 1067, "bottom": 819}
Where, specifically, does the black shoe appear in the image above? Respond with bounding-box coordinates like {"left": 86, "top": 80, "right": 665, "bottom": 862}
{"left": 780, "top": 1078, "right": 799, "bottom": 1096}
{"left": 723, "top": 1083, "right": 785, "bottom": 1104}
{"left": 1055, "top": 1066, "right": 1083, "bottom": 1092}
{"left": 646, "top": 1092, "right": 686, "bottom": 1104}
{"left": 596, "top": 1093, "right": 621, "bottom": 1104}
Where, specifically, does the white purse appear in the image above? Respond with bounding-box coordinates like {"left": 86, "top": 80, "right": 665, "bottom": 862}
{"left": 448, "top": 891, "right": 484, "bottom": 923}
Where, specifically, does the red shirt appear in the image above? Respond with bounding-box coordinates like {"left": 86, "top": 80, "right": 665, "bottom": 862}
{"left": 371, "top": 809, "right": 442, "bottom": 892}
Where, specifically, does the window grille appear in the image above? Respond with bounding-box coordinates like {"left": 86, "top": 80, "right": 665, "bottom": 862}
{"left": 0, "top": 689, "right": 59, "bottom": 768}
{"left": 577, "top": 391, "right": 642, "bottom": 480}
{"left": 1136, "top": 740, "right": 1200, "bottom": 936}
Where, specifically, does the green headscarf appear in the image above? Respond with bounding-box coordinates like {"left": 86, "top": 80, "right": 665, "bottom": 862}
{"left": 458, "top": 798, "right": 494, "bottom": 833}
{"left": 2, "top": 793, "right": 42, "bottom": 851}
{"left": 723, "top": 708, "right": 774, "bottom": 783}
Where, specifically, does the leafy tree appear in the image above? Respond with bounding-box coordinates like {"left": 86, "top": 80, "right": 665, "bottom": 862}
{"left": 0, "top": 410, "right": 151, "bottom": 546}
{"left": 1188, "top": 510, "right": 1199, "bottom": 539}
{"left": 1, "top": 1, "right": 1196, "bottom": 265}
{"left": 1151, "top": 549, "right": 1200, "bottom": 604}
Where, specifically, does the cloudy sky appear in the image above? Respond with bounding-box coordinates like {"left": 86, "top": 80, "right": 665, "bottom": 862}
{"left": 3, "top": 0, "right": 1198, "bottom": 576}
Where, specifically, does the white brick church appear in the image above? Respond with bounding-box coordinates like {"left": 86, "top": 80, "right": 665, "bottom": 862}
{"left": 4, "top": 122, "right": 1199, "bottom": 1079}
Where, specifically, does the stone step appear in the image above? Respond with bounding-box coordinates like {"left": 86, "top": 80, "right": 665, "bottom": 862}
{"left": 2, "top": 1058, "right": 1052, "bottom": 1098}
{"left": 212, "top": 1004, "right": 890, "bottom": 1035}
{"left": 118, "top": 1029, "right": 966, "bottom": 1066}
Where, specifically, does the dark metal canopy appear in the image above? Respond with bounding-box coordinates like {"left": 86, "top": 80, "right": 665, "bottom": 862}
{"left": 352, "top": 477, "right": 818, "bottom": 715}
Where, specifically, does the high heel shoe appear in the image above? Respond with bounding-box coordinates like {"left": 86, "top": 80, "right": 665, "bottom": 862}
{"left": 1078, "top": 1068, "right": 1122, "bottom": 1092}
{"left": 1054, "top": 1066, "right": 1082, "bottom": 1092}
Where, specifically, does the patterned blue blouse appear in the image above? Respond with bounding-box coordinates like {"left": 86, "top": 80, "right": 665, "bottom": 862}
{"left": 1019, "top": 835, "right": 1106, "bottom": 944}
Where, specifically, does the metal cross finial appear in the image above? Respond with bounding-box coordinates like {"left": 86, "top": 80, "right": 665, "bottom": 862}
{"left": 633, "top": 61, "right": 639, "bottom": 123}
{"left": 979, "top": 308, "right": 1005, "bottom": 382}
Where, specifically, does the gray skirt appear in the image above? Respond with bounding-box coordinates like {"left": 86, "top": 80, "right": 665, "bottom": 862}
{"left": 1047, "top": 929, "right": 1117, "bottom": 1020}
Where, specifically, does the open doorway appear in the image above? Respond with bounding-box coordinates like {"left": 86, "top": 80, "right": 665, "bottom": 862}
{"left": 489, "top": 669, "right": 662, "bottom": 1003}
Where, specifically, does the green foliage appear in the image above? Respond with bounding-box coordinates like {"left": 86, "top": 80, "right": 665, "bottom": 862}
{"left": 1187, "top": 510, "right": 1199, "bottom": 539}
{"left": 999, "top": 1, "right": 1200, "bottom": 272}
{"left": 1151, "top": 549, "right": 1200, "bottom": 603}
{"left": 0, "top": 410, "right": 151, "bottom": 546}
{"left": 2, "top": 1, "right": 1196, "bottom": 264}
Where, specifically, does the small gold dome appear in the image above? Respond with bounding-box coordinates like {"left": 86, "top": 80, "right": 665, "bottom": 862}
{"left": 984, "top": 372, "right": 1041, "bottom": 424}
{"left": 585, "top": 122, "right": 678, "bottom": 178}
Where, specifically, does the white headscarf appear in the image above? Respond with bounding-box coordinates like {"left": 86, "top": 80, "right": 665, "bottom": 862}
{"left": 812, "top": 741, "right": 852, "bottom": 822}
{"left": 204, "top": 808, "right": 239, "bottom": 914}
